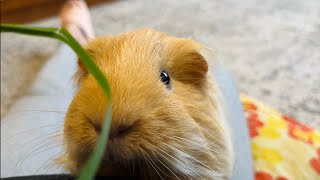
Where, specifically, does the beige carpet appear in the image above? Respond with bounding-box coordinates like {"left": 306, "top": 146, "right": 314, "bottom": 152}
{"left": 1, "top": 0, "right": 319, "bottom": 128}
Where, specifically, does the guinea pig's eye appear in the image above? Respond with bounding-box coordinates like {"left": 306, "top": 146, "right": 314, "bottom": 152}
{"left": 160, "top": 70, "right": 171, "bottom": 89}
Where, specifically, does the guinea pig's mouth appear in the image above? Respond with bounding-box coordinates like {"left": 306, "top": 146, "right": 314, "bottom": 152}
{"left": 98, "top": 157, "right": 167, "bottom": 178}
{"left": 98, "top": 141, "right": 152, "bottom": 177}
{"left": 98, "top": 145, "right": 177, "bottom": 179}
{"left": 98, "top": 159, "right": 136, "bottom": 176}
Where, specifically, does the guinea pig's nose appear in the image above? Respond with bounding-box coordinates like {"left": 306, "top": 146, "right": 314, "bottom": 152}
{"left": 109, "top": 124, "right": 133, "bottom": 139}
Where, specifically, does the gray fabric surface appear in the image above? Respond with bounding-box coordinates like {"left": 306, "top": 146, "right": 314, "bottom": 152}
{"left": 213, "top": 64, "right": 254, "bottom": 180}
{"left": 1, "top": 45, "right": 76, "bottom": 178}
{"left": 1, "top": 0, "right": 319, "bottom": 128}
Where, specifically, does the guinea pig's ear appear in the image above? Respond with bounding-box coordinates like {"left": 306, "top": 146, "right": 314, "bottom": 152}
{"left": 73, "top": 46, "right": 95, "bottom": 85}
{"left": 73, "top": 37, "right": 111, "bottom": 85}
{"left": 166, "top": 39, "right": 209, "bottom": 86}
{"left": 73, "top": 57, "right": 89, "bottom": 85}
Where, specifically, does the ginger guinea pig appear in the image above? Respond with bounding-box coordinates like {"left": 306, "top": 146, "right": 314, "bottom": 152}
{"left": 62, "top": 28, "right": 233, "bottom": 179}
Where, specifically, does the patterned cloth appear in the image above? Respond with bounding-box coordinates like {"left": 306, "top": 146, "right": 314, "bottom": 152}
{"left": 241, "top": 95, "right": 320, "bottom": 180}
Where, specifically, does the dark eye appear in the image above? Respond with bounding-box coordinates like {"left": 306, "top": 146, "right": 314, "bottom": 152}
{"left": 160, "top": 70, "right": 171, "bottom": 88}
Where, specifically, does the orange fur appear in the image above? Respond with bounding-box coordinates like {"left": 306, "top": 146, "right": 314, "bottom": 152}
{"left": 63, "top": 29, "right": 233, "bottom": 179}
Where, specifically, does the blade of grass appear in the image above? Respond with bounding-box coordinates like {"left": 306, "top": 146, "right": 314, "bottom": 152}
{"left": 1, "top": 23, "right": 112, "bottom": 180}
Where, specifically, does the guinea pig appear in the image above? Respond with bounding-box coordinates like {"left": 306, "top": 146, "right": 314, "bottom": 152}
{"left": 61, "top": 28, "right": 234, "bottom": 179}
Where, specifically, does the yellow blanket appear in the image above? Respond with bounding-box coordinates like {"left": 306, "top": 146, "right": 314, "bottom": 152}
{"left": 241, "top": 95, "right": 320, "bottom": 180}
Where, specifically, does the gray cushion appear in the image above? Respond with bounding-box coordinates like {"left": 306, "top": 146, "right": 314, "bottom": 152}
{"left": 213, "top": 64, "right": 254, "bottom": 180}
{"left": 1, "top": 45, "right": 76, "bottom": 177}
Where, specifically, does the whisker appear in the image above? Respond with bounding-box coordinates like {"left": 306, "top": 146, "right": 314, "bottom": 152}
{"left": 14, "top": 135, "right": 63, "bottom": 169}
{"left": 34, "top": 150, "right": 64, "bottom": 174}
{"left": 14, "top": 109, "right": 67, "bottom": 114}
{"left": 9, "top": 125, "right": 63, "bottom": 139}
{"left": 140, "top": 150, "right": 152, "bottom": 177}
{"left": 155, "top": 133, "right": 225, "bottom": 158}
{"left": 156, "top": 148, "right": 193, "bottom": 179}
{"left": 154, "top": 152, "right": 181, "bottom": 180}
{"left": 16, "top": 143, "right": 64, "bottom": 172}
{"left": 3, "top": 110, "right": 66, "bottom": 123}
{"left": 16, "top": 131, "right": 62, "bottom": 147}
{"left": 22, "top": 133, "right": 63, "bottom": 156}
{"left": 146, "top": 152, "right": 170, "bottom": 179}
{"left": 144, "top": 153, "right": 163, "bottom": 180}
{"left": 162, "top": 142, "right": 221, "bottom": 177}
{"left": 147, "top": 142, "right": 199, "bottom": 179}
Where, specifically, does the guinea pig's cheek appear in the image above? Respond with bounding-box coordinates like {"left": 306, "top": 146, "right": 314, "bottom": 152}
{"left": 63, "top": 111, "right": 99, "bottom": 165}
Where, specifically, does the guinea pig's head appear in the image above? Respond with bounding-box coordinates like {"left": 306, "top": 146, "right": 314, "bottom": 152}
{"left": 63, "top": 29, "right": 233, "bottom": 179}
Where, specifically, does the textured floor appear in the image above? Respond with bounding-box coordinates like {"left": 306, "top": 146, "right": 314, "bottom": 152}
{"left": 1, "top": 0, "right": 320, "bottom": 128}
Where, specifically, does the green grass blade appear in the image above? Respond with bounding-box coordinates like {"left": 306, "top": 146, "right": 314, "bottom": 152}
{"left": 59, "top": 29, "right": 111, "bottom": 97}
{"left": 1, "top": 23, "right": 112, "bottom": 180}
{"left": 1, "top": 24, "right": 68, "bottom": 42}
